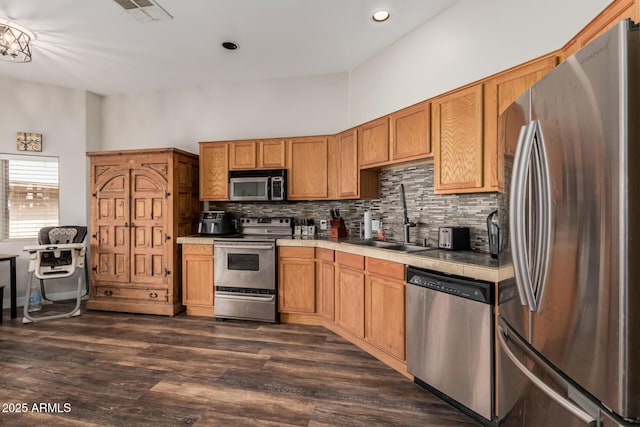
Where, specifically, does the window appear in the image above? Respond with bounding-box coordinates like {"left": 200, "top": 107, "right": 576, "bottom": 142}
{"left": 0, "top": 154, "right": 59, "bottom": 240}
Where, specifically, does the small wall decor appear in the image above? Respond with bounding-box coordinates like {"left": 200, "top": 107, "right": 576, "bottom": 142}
{"left": 17, "top": 132, "right": 42, "bottom": 152}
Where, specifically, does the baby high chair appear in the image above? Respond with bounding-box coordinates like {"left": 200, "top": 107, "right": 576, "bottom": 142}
{"left": 22, "top": 226, "right": 88, "bottom": 323}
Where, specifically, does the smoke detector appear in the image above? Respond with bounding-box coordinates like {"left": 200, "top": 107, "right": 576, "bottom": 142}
{"left": 113, "top": 0, "right": 173, "bottom": 23}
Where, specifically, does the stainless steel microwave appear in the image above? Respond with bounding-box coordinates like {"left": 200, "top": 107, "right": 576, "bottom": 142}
{"left": 228, "top": 169, "right": 287, "bottom": 202}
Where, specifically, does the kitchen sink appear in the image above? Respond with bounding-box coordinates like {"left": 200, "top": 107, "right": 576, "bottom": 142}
{"left": 348, "top": 240, "right": 435, "bottom": 253}
{"left": 384, "top": 244, "right": 436, "bottom": 253}
{"left": 348, "top": 239, "right": 400, "bottom": 248}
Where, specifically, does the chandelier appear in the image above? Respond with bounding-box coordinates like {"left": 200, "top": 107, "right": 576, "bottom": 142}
{"left": 0, "top": 21, "right": 32, "bottom": 62}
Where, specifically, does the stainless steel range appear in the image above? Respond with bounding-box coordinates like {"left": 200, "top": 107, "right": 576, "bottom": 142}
{"left": 213, "top": 216, "right": 292, "bottom": 323}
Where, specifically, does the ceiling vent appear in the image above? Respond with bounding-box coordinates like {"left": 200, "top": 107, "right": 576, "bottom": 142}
{"left": 113, "top": 0, "right": 173, "bottom": 23}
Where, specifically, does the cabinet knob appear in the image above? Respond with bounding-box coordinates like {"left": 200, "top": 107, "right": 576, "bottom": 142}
{"left": 149, "top": 292, "right": 158, "bottom": 299}
{"left": 104, "top": 290, "right": 113, "bottom": 296}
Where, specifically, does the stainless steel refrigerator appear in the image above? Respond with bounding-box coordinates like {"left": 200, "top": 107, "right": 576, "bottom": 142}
{"left": 498, "top": 19, "right": 639, "bottom": 426}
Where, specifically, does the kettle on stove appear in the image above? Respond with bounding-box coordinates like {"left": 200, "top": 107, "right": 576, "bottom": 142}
{"left": 487, "top": 210, "right": 500, "bottom": 259}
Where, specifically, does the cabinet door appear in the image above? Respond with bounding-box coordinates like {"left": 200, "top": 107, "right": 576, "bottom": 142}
{"left": 487, "top": 54, "right": 558, "bottom": 191}
{"left": 336, "top": 128, "right": 359, "bottom": 198}
{"left": 130, "top": 166, "right": 170, "bottom": 286}
{"left": 358, "top": 117, "right": 390, "bottom": 167}
{"left": 229, "top": 141, "right": 257, "bottom": 170}
{"left": 200, "top": 143, "right": 229, "bottom": 200}
{"left": 278, "top": 254, "right": 316, "bottom": 314}
{"left": 287, "top": 137, "right": 328, "bottom": 200}
{"left": 182, "top": 245, "right": 214, "bottom": 310}
{"left": 93, "top": 168, "right": 131, "bottom": 284}
{"left": 335, "top": 265, "right": 365, "bottom": 338}
{"left": 432, "top": 84, "right": 484, "bottom": 193}
{"left": 390, "top": 101, "right": 431, "bottom": 162}
{"left": 258, "top": 139, "right": 287, "bottom": 169}
{"left": 318, "top": 259, "right": 335, "bottom": 321}
{"left": 365, "top": 274, "right": 406, "bottom": 360}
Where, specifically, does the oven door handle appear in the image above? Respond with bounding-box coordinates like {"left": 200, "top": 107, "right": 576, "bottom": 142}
{"left": 215, "top": 292, "right": 275, "bottom": 302}
{"left": 214, "top": 244, "right": 275, "bottom": 250}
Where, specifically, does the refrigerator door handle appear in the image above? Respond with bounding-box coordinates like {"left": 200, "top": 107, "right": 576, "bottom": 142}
{"left": 498, "top": 325, "right": 598, "bottom": 426}
{"left": 509, "top": 121, "right": 537, "bottom": 311}
{"left": 530, "top": 121, "right": 552, "bottom": 311}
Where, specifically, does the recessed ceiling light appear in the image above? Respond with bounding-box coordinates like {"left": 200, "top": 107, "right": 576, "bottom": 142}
{"left": 222, "top": 41, "right": 239, "bottom": 50}
{"left": 372, "top": 10, "right": 390, "bottom": 22}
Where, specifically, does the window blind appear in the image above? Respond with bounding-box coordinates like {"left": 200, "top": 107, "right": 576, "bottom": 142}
{"left": 0, "top": 154, "right": 59, "bottom": 240}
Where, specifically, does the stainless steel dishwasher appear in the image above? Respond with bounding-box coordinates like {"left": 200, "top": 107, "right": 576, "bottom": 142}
{"left": 406, "top": 266, "right": 495, "bottom": 422}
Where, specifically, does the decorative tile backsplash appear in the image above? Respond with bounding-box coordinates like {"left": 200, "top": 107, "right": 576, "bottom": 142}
{"left": 210, "top": 164, "right": 503, "bottom": 252}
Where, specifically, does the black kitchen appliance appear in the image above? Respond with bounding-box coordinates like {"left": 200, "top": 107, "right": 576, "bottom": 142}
{"left": 438, "top": 227, "right": 470, "bottom": 250}
{"left": 487, "top": 210, "right": 500, "bottom": 259}
{"left": 197, "top": 211, "right": 235, "bottom": 235}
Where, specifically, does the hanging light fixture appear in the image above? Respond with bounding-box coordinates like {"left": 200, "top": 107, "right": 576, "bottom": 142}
{"left": 0, "top": 20, "right": 33, "bottom": 62}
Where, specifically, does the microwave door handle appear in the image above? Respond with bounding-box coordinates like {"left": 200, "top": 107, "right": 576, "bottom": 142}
{"left": 498, "top": 326, "right": 597, "bottom": 426}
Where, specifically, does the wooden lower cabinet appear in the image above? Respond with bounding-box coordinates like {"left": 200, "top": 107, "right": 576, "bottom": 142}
{"left": 334, "top": 252, "right": 365, "bottom": 338}
{"left": 317, "top": 248, "right": 335, "bottom": 321}
{"left": 181, "top": 244, "right": 214, "bottom": 317}
{"left": 278, "top": 247, "right": 316, "bottom": 313}
{"left": 364, "top": 258, "right": 406, "bottom": 361}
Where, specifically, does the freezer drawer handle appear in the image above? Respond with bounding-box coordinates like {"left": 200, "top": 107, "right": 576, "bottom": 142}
{"left": 498, "top": 326, "right": 597, "bottom": 426}
{"left": 215, "top": 292, "right": 275, "bottom": 302}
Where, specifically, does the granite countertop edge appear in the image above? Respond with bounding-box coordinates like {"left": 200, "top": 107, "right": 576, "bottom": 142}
{"left": 176, "top": 235, "right": 513, "bottom": 283}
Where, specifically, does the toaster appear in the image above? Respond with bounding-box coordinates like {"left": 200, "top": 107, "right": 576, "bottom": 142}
{"left": 438, "top": 227, "right": 470, "bottom": 250}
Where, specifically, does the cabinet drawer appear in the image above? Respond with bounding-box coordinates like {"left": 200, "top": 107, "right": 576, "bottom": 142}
{"left": 183, "top": 244, "right": 213, "bottom": 256}
{"left": 366, "top": 258, "right": 405, "bottom": 281}
{"left": 317, "top": 248, "right": 334, "bottom": 262}
{"left": 95, "top": 286, "right": 168, "bottom": 302}
{"left": 335, "top": 251, "right": 364, "bottom": 270}
{"left": 279, "top": 246, "right": 315, "bottom": 259}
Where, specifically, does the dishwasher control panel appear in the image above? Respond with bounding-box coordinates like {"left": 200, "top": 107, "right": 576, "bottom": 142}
{"left": 406, "top": 267, "right": 493, "bottom": 304}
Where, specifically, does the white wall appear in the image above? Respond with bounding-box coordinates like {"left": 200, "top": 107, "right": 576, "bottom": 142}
{"left": 348, "top": 0, "right": 612, "bottom": 124}
{"left": 0, "top": 75, "right": 91, "bottom": 309}
{"left": 101, "top": 73, "right": 349, "bottom": 152}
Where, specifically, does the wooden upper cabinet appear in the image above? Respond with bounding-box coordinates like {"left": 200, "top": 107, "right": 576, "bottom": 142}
{"left": 287, "top": 136, "right": 329, "bottom": 200}
{"left": 562, "top": 0, "right": 638, "bottom": 59}
{"left": 358, "top": 117, "right": 390, "bottom": 167}
{"left": 229, "top": 141, "right": 257, "bottom": 170}
{"left": 390, "top": 101, "right": 431, "bottom": 162}
{"left": 485, "top": 53, "right": 558, "bottom": 191}
{"left": 432, "top": 84, "right": 484, "bottom": 193}
{"left": 258, "top": 139, "right": 287, "bottom": 169}
{"left": 336, "top": 128, "right": 359, "bottom": 198}
{"left": 229, "top": 139, "right": 287, "bottom": 170}
{"left": 199, "top": 142, "right": 229, "bottom": 200}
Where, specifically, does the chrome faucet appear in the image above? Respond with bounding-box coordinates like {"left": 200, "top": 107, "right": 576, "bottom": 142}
{"left": 400, "top": 184, "right": 416, "bottom": 244}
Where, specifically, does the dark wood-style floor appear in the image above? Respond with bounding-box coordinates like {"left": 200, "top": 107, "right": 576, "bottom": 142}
{"left": 0, "top": 302, "right": 479, "bottom": 426}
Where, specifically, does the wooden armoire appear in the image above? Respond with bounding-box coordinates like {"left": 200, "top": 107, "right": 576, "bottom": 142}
{"left": 86, "top": 148, "right": 199, "bottom": 316}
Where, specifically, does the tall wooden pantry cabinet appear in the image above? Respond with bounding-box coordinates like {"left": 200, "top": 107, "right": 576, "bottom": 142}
{"left": 86, "top": 148, "right": 199, "bottom": 316}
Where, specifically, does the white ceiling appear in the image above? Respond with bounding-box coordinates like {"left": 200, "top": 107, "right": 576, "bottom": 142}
{"left": 0, "top": 0, "right": 459, "bottom": 96}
